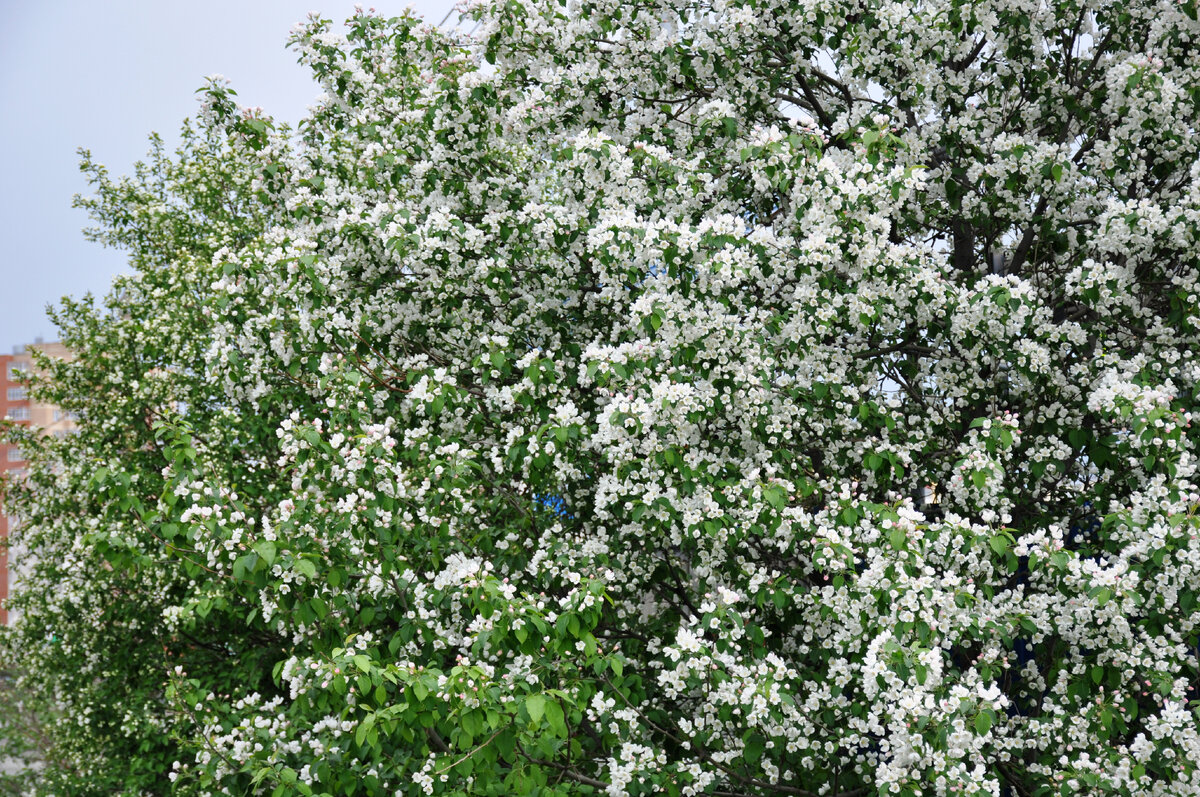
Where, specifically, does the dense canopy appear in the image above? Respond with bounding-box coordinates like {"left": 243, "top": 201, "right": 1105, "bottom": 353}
{"left": 3, "top": 1, "right": 1200, "bottom": 795}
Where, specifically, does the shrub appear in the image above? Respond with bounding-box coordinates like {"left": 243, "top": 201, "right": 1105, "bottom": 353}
{"left": 4, "top": 2, "right": 1200, "bottom": 795}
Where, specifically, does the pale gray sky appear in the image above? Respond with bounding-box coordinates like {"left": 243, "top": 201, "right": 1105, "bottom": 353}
{"left": 0, "top": 0, "right": 457, "bottom": 352}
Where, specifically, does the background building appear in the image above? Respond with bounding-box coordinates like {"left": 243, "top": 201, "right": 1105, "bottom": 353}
{"left": 0, "top": 340, "right": 75, "bottom": 625}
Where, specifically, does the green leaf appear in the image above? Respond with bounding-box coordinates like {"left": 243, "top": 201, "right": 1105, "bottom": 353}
{"left": 974, "top": 710, "right": 993, "bottom": 735}
{"left": 525, "top": 694, "right": 546, "bottom": 724}
{"left": 356, "top": 714, "right": 375, "bottom": 747}
{"left": 743, "top": 733, "right": 765, "bottom": 761}
{"left": 254, "top": 540, "right": 276, "bottom": 566}
{"left": 544, "top": 699, "right": 566, "bottom": 736}
{"left": 232, "top": 553, "right": 257, "bottom": 580}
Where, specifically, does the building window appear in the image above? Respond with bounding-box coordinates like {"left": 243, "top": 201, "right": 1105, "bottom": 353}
{"left": 5, "top": 408, "right": 29, "bottom": 421}
{"left": 7, "top": 363, "right": 27, "bottom": 380}
{"left": 6, "top": 447, "right": 21, "bottom": 462}
{"left": 52, "top": 409, "right": 63, "bottom": 422}
{"left": 6, "top": 387, "right": 26, "bottom": 401}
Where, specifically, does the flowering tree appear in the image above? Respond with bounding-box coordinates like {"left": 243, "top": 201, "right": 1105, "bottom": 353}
{"left": 0, "top": 117, "right": 289, "bottom": 792}
{"left": 5, "top": 1, "right": 1200, "bottom": 795}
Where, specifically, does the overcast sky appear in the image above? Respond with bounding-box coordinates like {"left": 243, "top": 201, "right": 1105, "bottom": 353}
{"left": 0, "top": 0, "right": 456, "bottom": 352}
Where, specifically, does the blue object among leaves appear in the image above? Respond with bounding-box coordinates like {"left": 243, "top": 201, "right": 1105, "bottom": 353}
{"left": 533, "top": 493, "right": 573, "bottom": 519}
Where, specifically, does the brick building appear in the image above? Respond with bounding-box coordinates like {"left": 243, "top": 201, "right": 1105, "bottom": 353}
{"left": 0, "top": 341, "right": 75, "bottom": 624}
